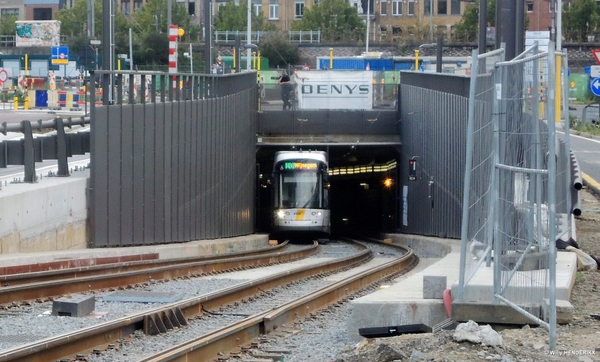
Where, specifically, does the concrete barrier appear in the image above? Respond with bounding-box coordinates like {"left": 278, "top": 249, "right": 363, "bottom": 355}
{"left": 0, "top": 170, "right": 89, "bottom": 254}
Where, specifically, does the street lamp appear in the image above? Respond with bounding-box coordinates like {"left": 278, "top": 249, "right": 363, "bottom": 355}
{"left": 90, "top": 39, "right": 100, "bottom": 70}
{"left": 429, "top": 0, "right": 433, "bottom": 43}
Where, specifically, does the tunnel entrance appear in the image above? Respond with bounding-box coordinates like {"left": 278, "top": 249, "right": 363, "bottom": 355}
{"left": 256, "top": 145, "right": 399, "bottom": 238}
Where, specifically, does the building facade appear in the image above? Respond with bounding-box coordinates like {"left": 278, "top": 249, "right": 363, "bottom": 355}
{"left": 0, "top": 0, "right": 555, "bottom": 42}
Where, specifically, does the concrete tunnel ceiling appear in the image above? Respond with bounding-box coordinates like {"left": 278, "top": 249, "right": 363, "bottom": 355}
{"left": 256, "top": 145, "right": 401, "bottom": 237}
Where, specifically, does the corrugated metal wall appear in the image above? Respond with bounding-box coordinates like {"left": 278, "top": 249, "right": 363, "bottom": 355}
{"left": 398, "top": 72, "right": 473, "bottom": 238}
{"left": 89, "top": 72, "right": 257, "bottom": 247}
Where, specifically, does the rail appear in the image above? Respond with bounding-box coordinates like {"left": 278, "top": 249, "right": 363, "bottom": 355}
{"left": 0, "top": 240, "right": 395, "bottom": 361}
{"left": 141, "top": 239, "right": 417, "bottom": 361}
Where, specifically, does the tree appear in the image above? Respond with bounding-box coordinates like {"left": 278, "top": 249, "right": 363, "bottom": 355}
{"left": 259, "top": 32, "right": 299, "bottom": 68}
{"left": 452, "top": 0, "right": 495, "bottom": 42}
{"left": 291, "top": 0, "right": 365, "bottom": 42}
{"left": 0, "top": 15, "right": 18, "bottom": 36}
{"left": 133, "top": 0, "right": 197, "bottom": 35}
{"left": 214, "top": 0, "right": 277, "bottom": 31}
{"left": 54, "top": 0, "right": 198, "bottom": 69}
{"left": 563, "top": 0, "right": 599, "bottom": 41}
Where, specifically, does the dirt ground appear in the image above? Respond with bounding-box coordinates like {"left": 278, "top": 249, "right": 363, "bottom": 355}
{"left": 336, "top": 188, "right": 600, "bottom": 362}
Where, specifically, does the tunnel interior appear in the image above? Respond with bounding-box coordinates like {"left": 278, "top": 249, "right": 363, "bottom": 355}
{"left": 256, "top": 145, "right": 400, "bottom": 239}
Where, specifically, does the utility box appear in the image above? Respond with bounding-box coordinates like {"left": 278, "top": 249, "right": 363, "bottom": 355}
{"left": 52, "top": 294, "right": 95, "bottom": 317}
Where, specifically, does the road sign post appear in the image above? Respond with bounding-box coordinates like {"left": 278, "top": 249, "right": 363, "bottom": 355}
{"left": 592, "top": 77, "right": 600, "bottom": 121}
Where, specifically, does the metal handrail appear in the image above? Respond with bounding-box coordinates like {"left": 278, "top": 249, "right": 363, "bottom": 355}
{"left": 214, "top": 30, "right": 321, "bottom": 43}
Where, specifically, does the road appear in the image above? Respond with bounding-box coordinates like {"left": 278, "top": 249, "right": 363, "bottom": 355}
{"left": 567, "top": 106, "right": 600, "bottom": 185}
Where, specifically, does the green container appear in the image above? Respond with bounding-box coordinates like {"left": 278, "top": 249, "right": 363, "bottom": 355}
{"left": 568, "top": 73, "right": 591, "bottom": 102}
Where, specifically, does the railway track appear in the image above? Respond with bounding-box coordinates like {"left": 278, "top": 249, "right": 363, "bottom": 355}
{"left": 0, "top": 239, "right": 417, "bottom": 362}
{"left": 0, "top": 240, "right": 311, "bottom": 304}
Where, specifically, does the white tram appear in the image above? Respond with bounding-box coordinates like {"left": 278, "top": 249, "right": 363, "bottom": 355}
{"left": 271, "top": 150, "right": 330, "bottom": 235}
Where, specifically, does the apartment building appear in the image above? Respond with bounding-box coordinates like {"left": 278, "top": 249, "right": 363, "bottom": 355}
{"left": 0, "top": 0, "right": 554, "bottom": 40}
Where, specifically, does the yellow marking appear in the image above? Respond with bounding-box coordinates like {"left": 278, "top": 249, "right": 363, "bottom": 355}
{"left": 582, "top": 172, "right": 600, "bottom": 192}
{"left": 269, "top": 240, "right": 278, "bottom": 245}
{"left": 296, "top": 209, "right": 306, "bottom": 221}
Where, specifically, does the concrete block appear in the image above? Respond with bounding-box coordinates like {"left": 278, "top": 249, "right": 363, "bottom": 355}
{"left": 452, "top": 302, "right": 541, "bottom": 325}
{"left": 542, "top": 298, "right": 573, "bottom": 324}
{"left": 52, "top": 294, "right": 95, "bottom": 317}
{"left": 423, "top": 275, "right": 446, "bottom": 299}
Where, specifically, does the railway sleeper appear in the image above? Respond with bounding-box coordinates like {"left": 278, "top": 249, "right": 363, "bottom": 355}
{"left": 143, "top": 307, "right": 188, "bottom": 335}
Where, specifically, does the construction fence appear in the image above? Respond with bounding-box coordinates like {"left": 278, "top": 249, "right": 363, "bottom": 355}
{"left": 456, "top": 43, "right": 574, "bottom": 350}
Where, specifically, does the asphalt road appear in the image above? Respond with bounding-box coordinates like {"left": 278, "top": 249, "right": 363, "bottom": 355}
{"left": 567, "top": 106, "right": 600, "bottom": 185}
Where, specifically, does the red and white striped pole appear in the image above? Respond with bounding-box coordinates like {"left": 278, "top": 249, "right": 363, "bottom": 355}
{"left": 169, "top": 24, "right": 178, "bottom": 90}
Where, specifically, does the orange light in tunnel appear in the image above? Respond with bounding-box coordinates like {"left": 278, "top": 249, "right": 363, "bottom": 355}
{"left": 383, "top": 178, "right": 393, "bottom": 188}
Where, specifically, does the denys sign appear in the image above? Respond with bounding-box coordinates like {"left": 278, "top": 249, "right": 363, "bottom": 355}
{"left": 295, "top": 70, "right": 373, "bottom": 110}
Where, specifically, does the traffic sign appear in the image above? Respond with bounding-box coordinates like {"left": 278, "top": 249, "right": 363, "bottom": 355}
{"left": 591, "top": 66, "right": 600, "bottom": 78}
{"left": 51, "top": 46, "right": 69, "bottom": 65}
{"left": 593, "top": 50, "right": 600, "bottom": 65}
{"left": 0, "top": 70, "right": 7, "bottom": 82}
{"left": 590, "top": 77, "right": 600, "bottom": 97}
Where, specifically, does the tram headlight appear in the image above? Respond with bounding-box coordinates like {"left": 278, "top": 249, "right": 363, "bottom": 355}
{"left": 312, "top": 211, "right": 322, "bottom": 216}
{"left": 277, "top": 210, "right": 286, "bottom": 218}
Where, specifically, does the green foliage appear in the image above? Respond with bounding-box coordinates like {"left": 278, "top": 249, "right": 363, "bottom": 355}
{"left": 214, "top": 0, "right": 276, "bottom": 31}
{"left": 291, "top": 0, "right": 365, "bottom": 41}
{"left": 135, "top": 32, "right": 170, "bottom": 66}
{"left": 453, "top": 3, "right": 479, "bottom": 41}
{"left": 563, "top": 0, "right": 600, "bottom": 41}
{"left": 259, "top": 32, "right": 299, "bottom": 68}
{"left": 0, "top": 15, "right": 18, "bottom": 36}
{"left": 55, "top": 0, "right": 103, "bottom": 37}
{"left": 53, "top": 0, "right": 199, "bottom": 68}
{"left": 452, "top": 0, "right": 532, "bottom": 43}
{"left": 133, "top": 0, "right": 195, "bottom": 35}
{"left": 453, "top": 0, "right": 496, "bottom": 42}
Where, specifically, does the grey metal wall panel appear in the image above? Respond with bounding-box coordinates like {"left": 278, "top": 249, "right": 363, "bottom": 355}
{"left": 153, "top": 103, "right": 166, "bottom": 244}
{"left": 258, "top": 110, "right": 398, "bottom": 135}
{"left": 90, "top": 106, "right": 109, "bottom": 247}
{"left": 132, "top": 104, "right": 145, "bottom": 245}
{"left": 189, "top": 100, "right": 199, "bottom": 239}
{"left": 163, "top": 102, "right": 173, "bottom": 242}
{"left": 183, "top": 101, "right": 193, "bottom": 241}
{"left": 107, "top": 106, "right": 123, "bottom": 246}
{"left": 399, "top": 78, "right": 470, "bottom": 239}
{"left": 120, "top": 105, "right": 134, "bottom": 245}
{"left": 144, "top": 104, "right": 157, "bottom": 244}
{"left": 91, "top": 71, "right": 257, "bottom": 247}
{"left": 173, "top": 104, "right": 183, "bottom": 241}
{"left": 200, "top": 98, "right": 209, "bottom": 238}
{"left": 362, "top": 111, "right": 399, "bottom": 134}
{"left": 207, "top": 98, "right": 216, "bottom": 239}
{"left": 328, "top": 111, "right": 361, "bottom": 134}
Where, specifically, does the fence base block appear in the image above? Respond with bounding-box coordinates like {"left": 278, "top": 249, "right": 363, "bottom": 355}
{"left": 542, "top": 298, "right": 573, "bottom": 324}
{"left": 451, "top": 302, "right": 541, "bottom": 325}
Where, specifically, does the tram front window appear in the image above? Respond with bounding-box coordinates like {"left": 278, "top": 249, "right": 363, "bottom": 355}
{"left": 281, "top": 172, "right": 321, "bottom": 209}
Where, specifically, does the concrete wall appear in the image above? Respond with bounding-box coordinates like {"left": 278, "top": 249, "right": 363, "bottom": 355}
{"left": 0, "top": 168, "right": 89, "bottom": 254}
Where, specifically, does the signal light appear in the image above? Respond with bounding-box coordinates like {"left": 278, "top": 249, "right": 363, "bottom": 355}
{"left": 408, "top": 159, "right": 417, "bottom": 181}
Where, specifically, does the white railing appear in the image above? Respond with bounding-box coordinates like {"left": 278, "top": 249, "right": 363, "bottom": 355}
{"left": 214, "top": 30, "right": 321, "bottom": 43}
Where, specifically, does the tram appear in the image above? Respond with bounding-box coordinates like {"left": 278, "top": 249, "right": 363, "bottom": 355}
{"left": 271, "top": 150, "right": 330, "bottom": 236}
